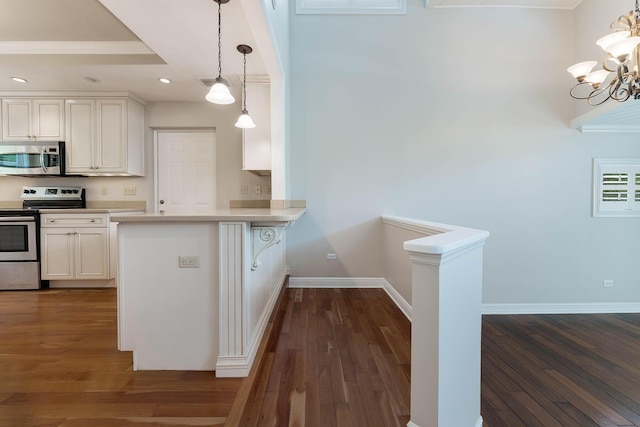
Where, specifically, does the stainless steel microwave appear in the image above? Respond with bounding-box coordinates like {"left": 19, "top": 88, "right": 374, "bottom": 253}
{"left": 0, "top": 141, "right": 65, "bottom": 176}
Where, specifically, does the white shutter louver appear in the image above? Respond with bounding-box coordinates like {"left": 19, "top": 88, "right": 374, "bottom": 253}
{"left": 593, "top": 158, "right": 640, "bottom": 217}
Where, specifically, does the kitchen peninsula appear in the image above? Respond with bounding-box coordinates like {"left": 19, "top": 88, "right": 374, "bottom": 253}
{"left": 111, "top": 207, "right": 305, "bottom": 377}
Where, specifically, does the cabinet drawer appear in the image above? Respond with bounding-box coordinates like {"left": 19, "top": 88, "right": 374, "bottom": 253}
{"left": 41, "top": 214, "right": 108, "bottom": 228}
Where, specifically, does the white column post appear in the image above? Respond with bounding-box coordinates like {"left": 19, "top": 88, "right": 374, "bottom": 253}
{"left": 216, "top": 222, "right": 250, "bottom": 377}
{"left": 404, "top": 228, "right": 488, "bottom": 427}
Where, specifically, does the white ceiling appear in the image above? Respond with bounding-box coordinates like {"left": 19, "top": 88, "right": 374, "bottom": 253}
{"left": 0, "top": 0, "right": 267, "bottom": 102}
{"left": 0, "top": 0, "right": 587, "bottom": 103}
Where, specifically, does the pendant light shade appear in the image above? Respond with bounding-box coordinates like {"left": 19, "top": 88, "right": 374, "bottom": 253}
{"left": 235, "top": 44, "right": 256, "bottom": 129}
{"left": 206, "top": 77, "right": 235, "bottom": 104}
{"left": 235, "top": 109, "right": 256, "bottom": 128}
{"left": 207, "top": 0, "right": 235, "bottom": 105}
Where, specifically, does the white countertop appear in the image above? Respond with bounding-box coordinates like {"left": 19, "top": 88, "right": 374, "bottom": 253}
{"left": 110, "top": 207, "right": 306, "bottom": 223}
{"left": 39, "top": 208, "right": 145, "bottom": 214}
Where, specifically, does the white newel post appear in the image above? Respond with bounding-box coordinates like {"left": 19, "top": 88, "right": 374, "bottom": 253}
{"left": 404, "top": 226, "right": 489, "bottom": 427}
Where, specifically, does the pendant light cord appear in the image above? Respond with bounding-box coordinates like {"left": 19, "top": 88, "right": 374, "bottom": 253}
{"left": 242, "top": 52, "right": 248, "bottom": 110}
{"left": 217, "top": 0, "right": 222, "bottom": 79}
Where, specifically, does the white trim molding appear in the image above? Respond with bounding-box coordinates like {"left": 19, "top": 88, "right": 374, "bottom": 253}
{"left": 483, "top": 302, "right": 640, "bottom": 315}
{"left": 0, "top": 41, "right": 154, "bottom": 55}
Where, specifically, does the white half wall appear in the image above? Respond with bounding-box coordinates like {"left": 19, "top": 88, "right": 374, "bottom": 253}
{"left": 287, "top": 2, "right": 640, "bottom": 306}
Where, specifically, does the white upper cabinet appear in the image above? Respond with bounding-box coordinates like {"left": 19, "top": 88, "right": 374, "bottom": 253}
{"left": 242, "top": 82, "right": 271, "bottom": 175}
{"left": 65, "top": 98, "right": 145, "bottom": 176}
{"left": 2, "top": 98, "right": 65, "bottom": 141}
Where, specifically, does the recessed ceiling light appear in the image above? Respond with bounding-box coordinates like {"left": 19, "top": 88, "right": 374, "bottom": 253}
{"left": 159, "top": 78, "right": 171, "bottom": 84}
{"left": 11, "top": 77, "right": 27, "bottom": 83}
{"left": 84, "top": 77, "right": 100, "bottom": 83}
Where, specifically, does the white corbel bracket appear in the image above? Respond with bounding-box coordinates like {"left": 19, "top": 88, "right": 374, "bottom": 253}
{"left": 251, "top": 221, "right": 293, "bottom": 270}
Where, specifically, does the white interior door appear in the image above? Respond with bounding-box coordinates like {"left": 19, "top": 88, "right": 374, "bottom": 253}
{"left": 156, "top": 130, "right": 216, "bottom": 214}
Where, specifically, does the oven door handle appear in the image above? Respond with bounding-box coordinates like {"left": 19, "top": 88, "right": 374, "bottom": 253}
{"left": 0, "top": 216, "right": 36, "bottom": 222}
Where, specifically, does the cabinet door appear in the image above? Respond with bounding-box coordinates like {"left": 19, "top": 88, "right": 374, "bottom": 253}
{"left": 76, "top": 228, "right": 109, "bottom": 279}
{"left": 2, "top": 99, "right": 31, "bottom": 140}
{"left": 41, "top": 228, "right": 74, "bottom": 280}
{"left": 65, "top": 99, "right": 96, "bottom": 173}
{"left": 96, "top": 99, "right": 126, "bottom": 173}
{"left": 32, "top": 99, "right": 64, "bottom": 140}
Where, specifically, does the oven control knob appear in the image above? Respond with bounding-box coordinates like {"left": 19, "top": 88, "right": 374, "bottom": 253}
{"left": 23, "top": 189, "right": 29, "bottom": 194}
{"left": 29, "top": 189, "right": 36, "bottom": 194}
{"left": 72, "top": 189, "right": 79, "bottom": 194}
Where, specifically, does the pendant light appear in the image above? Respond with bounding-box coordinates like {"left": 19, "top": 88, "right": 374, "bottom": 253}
{"left": 235, "top": 44, "right": 256, "bottom": 129}
{"left": 206, "top": 0, "right": 235, "bottom": 105}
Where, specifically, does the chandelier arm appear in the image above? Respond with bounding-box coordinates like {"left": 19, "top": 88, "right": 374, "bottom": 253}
{"left": 602, "top": 58, "right": 618, "bottom": 73}
{"left": 609, "top": 78, "right": 631, "bottom": 102}
{"left": 613, "top": 14, "right": 634, "bottom": 31}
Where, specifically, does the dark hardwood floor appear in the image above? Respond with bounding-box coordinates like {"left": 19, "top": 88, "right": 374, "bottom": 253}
{"left": 240, "top": 288, "right": 412, "bottom": 427}
{"left": 4, "top": 287, "right": 640, "bottom": 427}
{"left": 482, "top": 313, "right": 640, "bottom": 427}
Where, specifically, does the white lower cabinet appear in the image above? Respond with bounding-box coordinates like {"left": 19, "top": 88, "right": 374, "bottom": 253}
{"left": 40, "top": 214, "right": 110, "bottom": 280}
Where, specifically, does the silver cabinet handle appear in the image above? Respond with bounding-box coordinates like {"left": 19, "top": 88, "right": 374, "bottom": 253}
{"left": 90, "top": 219, "right": 96, "bottom": 223}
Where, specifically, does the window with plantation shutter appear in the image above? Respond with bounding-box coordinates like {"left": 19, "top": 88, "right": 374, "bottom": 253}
{"left": 296, "top": 0, "right": 406, "bottom": 14}
{"left": 593, "top": 158, "right": 640, "bottom": 217}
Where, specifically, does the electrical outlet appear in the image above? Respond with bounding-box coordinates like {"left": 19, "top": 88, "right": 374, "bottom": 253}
{"left": 240, "top": 185, "right": 249, "bottom": 195}
{"left": 327, "top": 253, "right": 337, "bottom": 260}
{"left": 255, "top": 185, "right": 262, "bottom": 195}
{"left": 604, "top": 279, "right": 614, "bottom": 288}
{"left": 123, "top": 186, "right": 136, "bottom": 196}
{"left": 178, "top": 256, "right": 200, "bottom": 268}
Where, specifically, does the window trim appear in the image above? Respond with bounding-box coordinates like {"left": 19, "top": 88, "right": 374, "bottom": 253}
{"left": 296, "top": 0, "right": 407, "bottom": 15}
{"left": 592, "top": 158, "right": 640, "bottom": 218}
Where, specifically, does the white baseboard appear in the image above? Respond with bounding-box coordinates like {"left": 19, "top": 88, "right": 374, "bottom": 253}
{"left": 483, "top": 302, "right": 640, "bottom": 314}
{"left": 406, "top": 415, "right": 482, "bottom": 427}
{"left": 288, "top": 278, "right": 640, "bottom": 317}
{"left": 289, "top": 277, "right": 412, "bottom": 321}
{"left": 289, "top": 276, "right": 385, "bottom": 288}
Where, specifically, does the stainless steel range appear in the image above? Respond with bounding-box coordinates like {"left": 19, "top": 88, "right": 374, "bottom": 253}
{"left": 0, "top": 186, "right": 86, "bottom": 290}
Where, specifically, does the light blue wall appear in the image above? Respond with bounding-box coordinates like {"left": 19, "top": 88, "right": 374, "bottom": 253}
{"left": 286, "top": 1, "right": 640, "bottom": 304}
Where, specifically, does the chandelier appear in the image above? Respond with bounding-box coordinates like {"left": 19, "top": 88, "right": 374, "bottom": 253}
{"left": 567, "top": 0, "right": 640, "bottom": 106}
